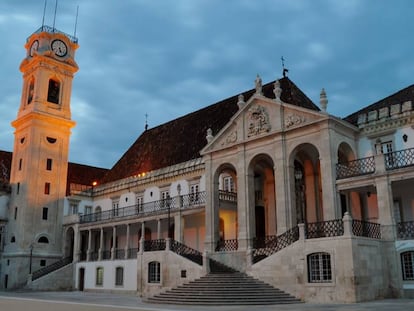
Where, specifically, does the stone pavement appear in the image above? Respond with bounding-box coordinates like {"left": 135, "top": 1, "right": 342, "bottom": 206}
{"left": 0, "top": 291, "right": 412, "bottom": 311}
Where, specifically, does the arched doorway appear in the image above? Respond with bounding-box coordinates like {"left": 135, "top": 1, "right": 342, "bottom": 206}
{"left": 291, "top": 143, "right": 322, "bottom": 224}
{"left": 248, "top": 154, "right": 276, "bottom": 238}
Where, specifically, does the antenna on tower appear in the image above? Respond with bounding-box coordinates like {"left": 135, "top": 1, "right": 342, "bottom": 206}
{"left": 74, "top": 5, "right": 79, "bottom": 38}
{"left": 52, "top": 0, "right": 58, "bottom": 31}
{"left": 281, "top": 56, "right": 289, "bottom": 78}
{"left": 41, "top": 0, "right": 47, "bottom": 30}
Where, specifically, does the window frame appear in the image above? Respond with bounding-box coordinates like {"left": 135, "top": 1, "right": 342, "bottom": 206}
{"left": 401, "top": 251, "right": 414, "bottom": 281}
{"left": 115, "top": 266, "right": 124, "bottom": 287}
{"left": 96, "top": 267, "right": 104, "bottom": 286}
{"left": 148, "top": 261, "right": 161, "bottom": 284}
{"left": 307, "top": 252, "right": 332, "bottom": 283}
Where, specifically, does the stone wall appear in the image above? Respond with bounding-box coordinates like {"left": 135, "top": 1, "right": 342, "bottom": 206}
{"left": 28, "top": 263, "right": 74, "bottom": 291}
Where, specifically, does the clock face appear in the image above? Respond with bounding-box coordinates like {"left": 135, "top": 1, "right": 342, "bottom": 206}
{"left": 30, "top": 40, "right": 39, "bottom": 56}
{"left": 51, "top": 39, "right": 67, "bottom": 57}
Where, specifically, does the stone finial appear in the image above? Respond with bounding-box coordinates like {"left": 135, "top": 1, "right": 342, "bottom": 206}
{"left": 320, "top": 88, "right": 328, "bottom": 112}
{"left": 255, "top": 74, "right": 263, "bottom": 95}
{"left": 237, "top": 94, "right": 245, "bottom": 109}
{"left": 273, "top": 79, "right": 282, "bottom": 101}
{"left": 206, "top": 128, "right": 213, "bottom": 143}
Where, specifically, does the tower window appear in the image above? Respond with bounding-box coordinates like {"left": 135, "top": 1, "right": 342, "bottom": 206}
{"left": 28, "top": 78, "right": 34, "bottom": 104}
{"left": 18, "top": 158, "right": 22, "bottom": 170}
{"left": 44, "top": 182, "right": 50, "bottom": 195}
{"left": 46, "top": 137, "right": 57, "bottom": 144}
{"left": 46, "top": 158, "right": 52, "bottom": 171}
{"left": 47, "top": 79, "right": 60, "bottom": 104}
{"left": 16, "top": 182, "right": 20, "bottom": 195}
{"left": 14, "top": 207, "right": 17, "bottom": 220}
{"left": 42, "top": 207, "right": 48, "bottom": 220}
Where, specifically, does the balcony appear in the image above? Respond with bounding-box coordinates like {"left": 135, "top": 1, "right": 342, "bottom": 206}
{"left": 384, "top": 147, "right": 414, "bottom": 170}
{"left": 336, "top": 156, "right": 375, "bottom": 179}
{"left": 80, "top": 191, "right": 207, "bottom": 224}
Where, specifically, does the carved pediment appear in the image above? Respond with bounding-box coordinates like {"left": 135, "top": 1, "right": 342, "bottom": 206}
{"left": 285, "top": 113, "right": 306, "bottom": 128}
{"left": 247, "top": 105, "right": 271, "bottom": 137}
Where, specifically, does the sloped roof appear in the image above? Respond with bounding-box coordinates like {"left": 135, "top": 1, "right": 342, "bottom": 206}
{"left": 66, "top": 162, "right": 108, "bottom": 195}
{"left": 102, "top": 77, "right": 319, "bottom": 183}
{"left": 344, "top": 84, "right": 414, "bottom": 125}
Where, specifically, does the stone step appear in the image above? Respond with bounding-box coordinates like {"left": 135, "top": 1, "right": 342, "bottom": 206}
{"left": 147, "top": 271, "right": 302, "bottom": 305}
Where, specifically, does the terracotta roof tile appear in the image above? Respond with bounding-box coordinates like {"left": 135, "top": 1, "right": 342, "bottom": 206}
{"left": 102, "top": 77, "right": 318, "bottom": 183}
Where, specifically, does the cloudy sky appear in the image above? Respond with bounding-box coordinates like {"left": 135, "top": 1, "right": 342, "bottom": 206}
{"left": 0, "top": 0, "right": 413, "bottom": 169}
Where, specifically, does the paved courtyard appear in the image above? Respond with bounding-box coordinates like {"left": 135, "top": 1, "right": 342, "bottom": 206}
{"left": 0, "top": 291, "right": 413, "bottom": 311}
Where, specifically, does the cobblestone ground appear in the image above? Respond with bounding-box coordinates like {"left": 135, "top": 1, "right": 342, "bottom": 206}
{"left": 0, "top": 291, "right": 413, "bottom": 311}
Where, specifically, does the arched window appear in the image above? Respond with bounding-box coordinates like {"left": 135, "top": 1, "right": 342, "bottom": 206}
{"left": 401, "top": 251, "right": 414, "bottom": 280}
{"left": 10, "top": 236, "right": 16, "bottom": 243}
{"left": 115, "top": 267, "right": 124, "bottom": 286}
{"left": 47, "top": 78, "right": 60, "bottom": 104}
{"left": 307, "top": 252, "right": 332, "bottom": 283}
{"left": 38, "top": 236, "right": 49, "bottom": 244}
{"left": 148, "top": 261, "right": 160, "bottom": 283}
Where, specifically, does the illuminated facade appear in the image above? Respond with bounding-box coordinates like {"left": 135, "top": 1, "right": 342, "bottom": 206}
{"left": 1, "top": 26, "right": 414, "bottom": 303}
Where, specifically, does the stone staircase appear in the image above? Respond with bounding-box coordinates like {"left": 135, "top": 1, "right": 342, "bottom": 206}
{"left": 147, "top": 270, "right": 302, "bottom": 305}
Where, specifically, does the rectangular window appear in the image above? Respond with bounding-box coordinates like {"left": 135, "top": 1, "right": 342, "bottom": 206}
{"left": 40, "top": 259, "right": 46, "bottom": 267}
{"left": 112, "top": 199, "right": 119, "bottom": 217}
{"left": 16, "top": 182, "right": 20, "bottom": 195}
{"left": 14, "top": 207, "right": 17, "bottom": 220}
{"left": 96, "top": 267, "right": 104, "bottom": 286}
{"left": 84, "top": 206, "right": 92, "bottom": 215}
{"left": 44, "top": 182, "right": 50, "bottom": 195}
{"left": 148, "top": 262, "right": 161, "bottom": 283}
{"left": 223, "top": 176, "right": 235, "bottom": 192}
{"left": 70, "top": 203, "right": 78, "bottom": 215}
{"left": 136, "top": 196, "right": 144, "bottom": 213}
{"left": 18, "top": 158, "right": 22, "bottom": 171}
{"left": 115, "top": 267, "right": 124, "bottom": 286}
{"left": 42, "top": 207, "right": 48, "bottom": 220}
{"left": 402, "top": 251, "right": 414, "bottom": 280}
{"left": 46, "top": 158, "right": 52, "bottom": 171}
{"left": 161, "top": 191, "right": 170, "bottom": 209}
{"left": 308, "top": 252, "right": 332, "bottom": 283}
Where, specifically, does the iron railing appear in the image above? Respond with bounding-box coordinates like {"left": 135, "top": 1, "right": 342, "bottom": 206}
{"left": 80, "top": 191, "right": 207, "bottom": 224}
{"left": 90, "top": 251, "right": 98, "bottom": 261}
{"left": 352, "top": 219, "right": 381, "bottom": 239}
{"left": 397, "top": 221, "right": 414, "bottom": 240}
{"left": 305, "top": 219, "right": 344, "bottom": 239}
{"left": 127, "top": 247, "right": 139, "bottom": 259}
{"left": 252, "top": 226, "right": 299, "bottom": 264}
{"left": 32, "top": 25, "right": 78, "bottom": 43}
{"left": 32, "top": 257, "right": 72, "bottom": 281}
{"left": 144, "top": 239, "right": 166, "bottom": 252}
{"left": 215, "top": 239, "right": 238, "bottom": 252}
{"left": 114, "top": 249, "right": 125, "bottom": 259}
{"left": 336, "top": 156, "right": 375, "bottom": 179}
{"left": 170, "top": 240, "right": 203, "bottom": 265}
{"left": 385, "top": 147, "right": 414, "bottom": 170}
{"left": 102, "top": 250, "right": 111, "bottom": 260}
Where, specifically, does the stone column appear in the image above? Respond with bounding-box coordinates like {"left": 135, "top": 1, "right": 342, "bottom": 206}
{"left": 98, "top": 227, "right": 103, "bottom": 261}
{"left": 124, "top": 223, "right": 130, "bottom": 259}
{"left": 236, "top": 145, "right": 250, "bottom": 251}
{"left": 157, "top": 219, "right": 162, "bottom": 239}
{"left": 174, "top": 214, "right": 184, "bottom": 243}
{"left": 275, "top": 163, "right": 293, "bottom": 234}
{"left": 87, "top": 229, "right": 92, "bottom": 261}
{"left": 111, "top": 225, "right": 117, "bottom": 260}
{"left": 73, "top": 224, "right": 80, "bottom": 262}
{"left": 204, "top": 156, "right": 218, "bottom": 253}
{"left": 375, "top": 176, "right": 396, "bottom": 240}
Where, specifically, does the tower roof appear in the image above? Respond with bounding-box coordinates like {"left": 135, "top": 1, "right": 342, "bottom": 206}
{"left": 101, "top": 77, "right": 319, "bottom": 183}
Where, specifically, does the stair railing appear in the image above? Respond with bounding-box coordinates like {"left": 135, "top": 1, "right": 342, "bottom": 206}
{"left": 32, "top": 257, "right": 72, "bottom": 281}
{"left": 252, "top": 226, "right": 299, "bottom": 264}
{"left": 170, "top": 240, "right": 203, "bottom": 265}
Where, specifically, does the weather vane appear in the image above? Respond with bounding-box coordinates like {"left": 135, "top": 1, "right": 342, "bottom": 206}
{"left": 281, "top": 56, "right": 289, "bottom": 78}
{"left": 145, "top": 113, "right": 148, "bottom": 131}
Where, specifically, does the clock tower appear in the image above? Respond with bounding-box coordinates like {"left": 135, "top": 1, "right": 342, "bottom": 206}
{"left": 1, "top": 26, "right": 78, "bottom": 289}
